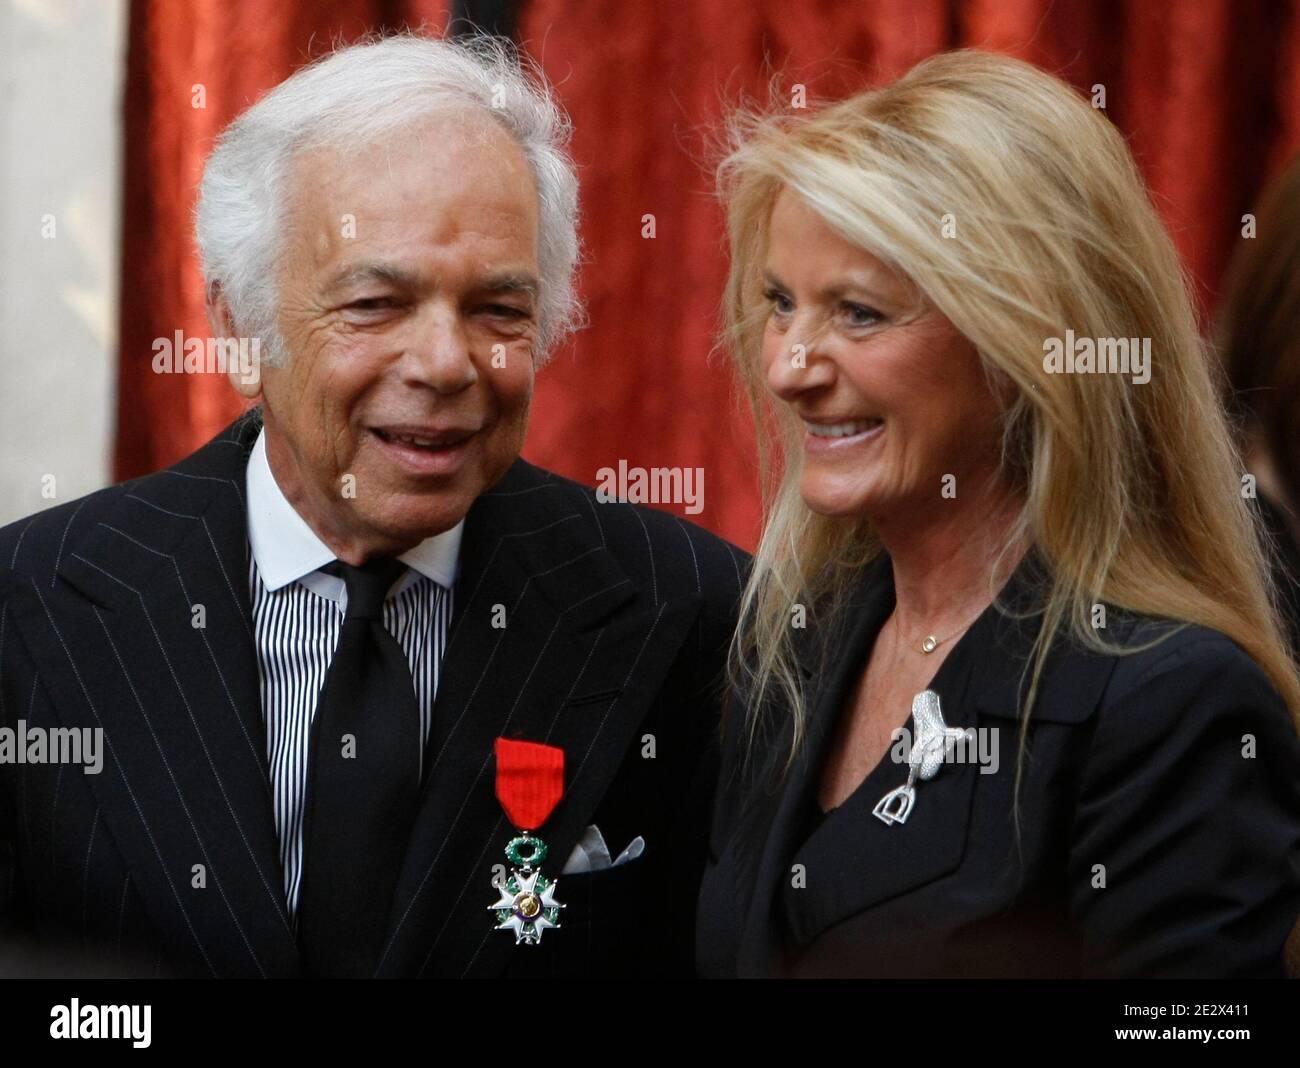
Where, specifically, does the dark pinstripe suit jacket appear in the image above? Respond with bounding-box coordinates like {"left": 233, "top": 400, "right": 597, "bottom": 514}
{"left": 0, "top": 414, "right": 746, "bottom": 978}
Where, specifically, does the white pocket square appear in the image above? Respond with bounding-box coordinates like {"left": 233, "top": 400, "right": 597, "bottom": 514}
{"left": 560, "top": 824, "right": 645, "bottom": 874}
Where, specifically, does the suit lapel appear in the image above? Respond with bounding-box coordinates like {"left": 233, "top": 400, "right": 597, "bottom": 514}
{"left": 16, "top": 425, "right": 703, "bottom": 978}
{"left": 11, "top": 413, "right": 300, "bottom": 976}
{"left": 374, "top": 460, "right": 703, "bottom": 978}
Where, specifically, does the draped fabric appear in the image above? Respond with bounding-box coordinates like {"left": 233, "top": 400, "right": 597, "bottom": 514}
{"left": 117, "top": 0, "right": 1300, "bottom": 549}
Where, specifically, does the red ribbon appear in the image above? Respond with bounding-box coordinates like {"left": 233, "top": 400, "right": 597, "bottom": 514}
{"left": 494, "top": 738, "right": 565, "bottom": 832}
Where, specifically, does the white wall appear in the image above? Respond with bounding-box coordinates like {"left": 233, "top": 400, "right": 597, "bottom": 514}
{"left": 0, "top": 0, "right": 125, "bottom": 525}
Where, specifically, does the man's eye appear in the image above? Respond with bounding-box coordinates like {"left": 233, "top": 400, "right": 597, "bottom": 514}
{"left": 842, "top": 302, "right": 881, "bottom": 327}
{"left": 348, "top": 297, "right": 396, "bottom": 312}
{"left": 483, "top": 304, "right": 529, "bottom": 319}
{"left": 763, "top": 288, "right": 793, "bottom": 315}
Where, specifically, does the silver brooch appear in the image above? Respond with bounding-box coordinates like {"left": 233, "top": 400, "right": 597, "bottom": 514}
{"left": 873, "top": 690, "right": 966, "bottom": 826}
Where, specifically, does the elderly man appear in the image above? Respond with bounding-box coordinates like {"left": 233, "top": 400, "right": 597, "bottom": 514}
{"left": 0, "top": 35, "right": 744, "bottom": 978}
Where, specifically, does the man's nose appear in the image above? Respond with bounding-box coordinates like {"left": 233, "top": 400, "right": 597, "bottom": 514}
{"left": 406, "top": 309, "right": 478, "bottom": 394}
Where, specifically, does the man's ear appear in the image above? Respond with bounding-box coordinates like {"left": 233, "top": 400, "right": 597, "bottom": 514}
{"left": 207, "top": 283, "right": 263, "bottom": 401}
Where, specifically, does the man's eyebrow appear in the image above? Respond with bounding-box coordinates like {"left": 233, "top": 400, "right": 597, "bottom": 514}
{"left": 324, "top": 263, "right": 422, "bottom": 293}
{"left": 323, "top": 265, "right": 540, "bottom": 300}
{"left": 476, "top": 272, "right": 540, "bottom": 299}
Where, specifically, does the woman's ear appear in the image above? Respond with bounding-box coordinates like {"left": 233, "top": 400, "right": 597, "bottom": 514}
{"left": 206, "top": 283, "right": 263, "bottom": 401}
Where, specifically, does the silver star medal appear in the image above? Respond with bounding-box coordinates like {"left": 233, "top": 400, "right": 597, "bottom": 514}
{"left": 487, "top": 834, "right": 565, "bottom": 945}
{"left": 873, "top": 689, "right": 967, "bottom": 826}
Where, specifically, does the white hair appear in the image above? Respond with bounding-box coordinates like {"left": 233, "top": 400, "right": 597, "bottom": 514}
{"left": 194, "top": 32, "right": 582, "bottom": 366}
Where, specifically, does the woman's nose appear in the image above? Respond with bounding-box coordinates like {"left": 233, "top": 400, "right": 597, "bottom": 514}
{"left": 765, "top": 329, "right": 833, "bottom": 400}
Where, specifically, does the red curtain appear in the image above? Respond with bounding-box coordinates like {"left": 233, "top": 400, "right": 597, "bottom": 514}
{"left": 117, "top": 0, "right": 1300, "bottom": 550}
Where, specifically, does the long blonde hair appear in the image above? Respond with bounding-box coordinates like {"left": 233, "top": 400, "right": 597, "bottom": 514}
{"left": 719, "top": 51, "right": 1300, "bottom": 815}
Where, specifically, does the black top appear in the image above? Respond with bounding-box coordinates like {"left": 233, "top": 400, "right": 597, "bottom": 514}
{"left": 696, "top": 551, "right": 1300, "bottom": 978}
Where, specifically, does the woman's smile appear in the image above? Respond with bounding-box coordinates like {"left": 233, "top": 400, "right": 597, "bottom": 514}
{"left": 802, "top": 417, "right": 885, "bottom": 454}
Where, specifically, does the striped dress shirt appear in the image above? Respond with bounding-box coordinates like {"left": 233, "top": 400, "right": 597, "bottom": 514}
{"left": 243, "top": 429, "right": 462, "bottom": 925}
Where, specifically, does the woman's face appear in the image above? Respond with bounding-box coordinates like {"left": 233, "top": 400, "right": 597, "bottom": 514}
{"left": 760, "top": 189, "right": 1009, "bottom": 524}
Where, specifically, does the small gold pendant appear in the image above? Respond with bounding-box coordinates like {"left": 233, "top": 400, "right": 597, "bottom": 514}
{"left": 920, "top": 635, "right": 938, "bottom": 653}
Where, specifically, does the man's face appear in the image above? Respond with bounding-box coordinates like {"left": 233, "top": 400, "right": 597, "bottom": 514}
{"left": 235, "top": 109, "right": 541, "bottom": 562}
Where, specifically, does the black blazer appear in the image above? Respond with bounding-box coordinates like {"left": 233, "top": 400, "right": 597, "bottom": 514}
{"left": 0, "top": 414, "right": 746, "bottom": 978}
{"left": 697, "top": 552, "right": 1300, "bottom": 978}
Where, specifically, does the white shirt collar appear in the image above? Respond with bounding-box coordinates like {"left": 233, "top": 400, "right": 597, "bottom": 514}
{"left": 245, "top": 426, "right": 463, "bottom": 593}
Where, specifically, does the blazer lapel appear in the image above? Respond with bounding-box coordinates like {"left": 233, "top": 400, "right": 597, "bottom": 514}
{"left": 733, "top": 558, "right": 895, "bottom": 976}
{"left": 17, "top": 414, "right": 300, "bottom": 976}
{"left": 374, "top": 460, "right": 703, "bottom": 978}
{"left": 737, "top": 550, "right": 1062, "bottom": 970}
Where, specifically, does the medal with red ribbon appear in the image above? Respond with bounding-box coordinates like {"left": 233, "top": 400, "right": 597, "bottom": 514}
{"left": 486, "top": 737, "right": 566, "bottom": 945}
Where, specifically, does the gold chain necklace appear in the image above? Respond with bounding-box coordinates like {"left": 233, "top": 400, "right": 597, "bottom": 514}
{"left": 904, "top": 604, "right": 989, "bottom": 654}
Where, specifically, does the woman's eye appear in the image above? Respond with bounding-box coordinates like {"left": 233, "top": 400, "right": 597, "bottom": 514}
{"left": 764, "top": 288, "right": 794, "bottom": 316}
{"left": 842, "top": 302, "right": 881, "bottom": 327}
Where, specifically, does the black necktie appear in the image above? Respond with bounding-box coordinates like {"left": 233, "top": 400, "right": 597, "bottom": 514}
{"left": 297, "top": 557, "right": 421, "bottom": 977}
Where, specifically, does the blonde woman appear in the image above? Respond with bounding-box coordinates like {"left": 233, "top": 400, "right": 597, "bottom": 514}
{"left": 696, "top": 50, "right": 1300, "bottom": 978}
